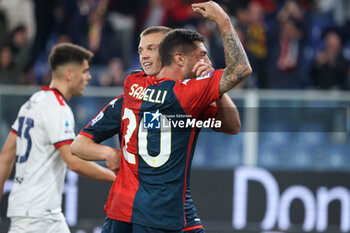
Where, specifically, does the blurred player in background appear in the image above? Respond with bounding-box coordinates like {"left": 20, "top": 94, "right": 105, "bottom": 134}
{"left": 72, "top": 25, "right": 240, "bottom": 232}
{"left": 0, "top": 43, "right": 115, "bottom": 233}
{"left": 73, "top": 1, "right": 251, "bottom": 232}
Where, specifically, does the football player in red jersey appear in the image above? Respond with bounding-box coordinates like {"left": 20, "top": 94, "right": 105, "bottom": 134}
{"left": 72, "top": 26, "right": 239, "bottom": 233}
{"left": 72, "top": 1, "right": 250, "bottom": 233}
{"left": 72, "top": 30, "right": 239, "bottom": 233}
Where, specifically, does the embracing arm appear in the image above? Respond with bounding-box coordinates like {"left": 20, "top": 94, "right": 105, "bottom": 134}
{"left": 191, "top": 38, "right": 241, "bottom": 134}
{"left": 0, "top": 132, "right": 17, "bottom": 202}
{"left": 71, "top": 95, "right": 124, "bottom": 174}
{"left": 71, "top": 135, "right": 121, "bottom": 175}
{"left": 192, "top": 1, "right": 252, "bottom": 95}
{"left": 216, "top": 94, "right": 241, "bottom": 134}
{"left": 60, "top": 143, "right": 117, "bottom": 180}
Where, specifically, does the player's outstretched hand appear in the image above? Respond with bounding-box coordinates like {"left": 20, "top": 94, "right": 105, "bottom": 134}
{"left": 105, "top": 149, "right": 121, "bottom": 175}
{"left": 192, "top": 59, "right": 214, "bottom": 77}
{"left": 192, "top": 1, "right": 229, "bottom": 24}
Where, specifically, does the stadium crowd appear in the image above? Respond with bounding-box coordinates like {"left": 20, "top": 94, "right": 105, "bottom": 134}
{"left": 0, "top": 0, "right": 350, "bottom": 90}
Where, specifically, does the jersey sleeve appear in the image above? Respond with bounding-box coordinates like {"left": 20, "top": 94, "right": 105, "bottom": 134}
{"left": 199, "top": 103, "right": 218, "bottom": 120}
{"left": 10, "top": 105, "right": 26, "bottom": 135}
{"left": 173, "top": 69, "right": 223, "bottom": 116}
{"left": 11, "top": 117, "right": 19, "bottom": 135}
{"left": 42, "top": 105, "right": 75, "bottom": 148}
{"left": 80, "top": 96, "right": 123, "bottom": 143}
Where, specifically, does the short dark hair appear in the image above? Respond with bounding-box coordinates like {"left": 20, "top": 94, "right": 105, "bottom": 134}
{"left": 159, "top": 29, "right": 205, "bottom": 67}
{"left": 49, "top": 43, "right": 93, "bottom": 71}
{"left": 140, "top": 26, "right": 172, "bottom": 38}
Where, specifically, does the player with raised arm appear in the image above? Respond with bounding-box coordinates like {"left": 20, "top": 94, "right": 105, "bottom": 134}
{"left": 71, "top": 26, "right": 240, "bottom": 233}
{"left": 0, "top": 43, "right": 115, "bottom": 233}
{"left": 101, "top": 1, "right": 250, "bottom": 232}
{"left": 73, "top": 1, "right": 251, "bottom": 232}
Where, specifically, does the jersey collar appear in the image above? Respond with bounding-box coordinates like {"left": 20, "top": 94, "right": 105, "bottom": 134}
{"left": 147, "top": 75, "right": 173, "bottom": 86}
{"left": 41, "top": 86, "right": 66, "bottom": 106}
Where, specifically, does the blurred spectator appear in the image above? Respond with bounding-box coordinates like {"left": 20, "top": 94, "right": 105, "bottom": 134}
{"left": 0, "top": 46, "right": 21, "bottom": 84}
{"left": 0, "top": 24, "right": 34, "bottom": 85}
{"left": 0, "top": 0, "right": 349, "bottom": 91}
{"left": 32, "top": 0, "right": 57, "bottom": 60}
{"left": 246, "top": 1, "right": 268, "bottom": 59}
{"left": 269, "top": 7, "right": 309, "bottom": 89}
{"left": 314, "top": 0, "right": 345, "bottom": 25}
{"left": 277, "top": 20, "right": 303, "bottom": 73}
{"left": 140, "top": 0, "right": 169, "bottom": 29}
{"left": 310, "top": 30, "right": 349, "bottom": 90}
{"left": 97, "top": 58, "right": 125, "bottom": 86}
{"left": 9, "top": 26, "right": 32, "bottom": 70}
{"left": 253, "top": 0, "right": 276, "bottom": 14}
{"left": 108, "top": 0, "right": 137, "bottom": 68}
{"left": 217, "top": 0, "right": 248, "bottom": 19}
{"left": 0, "top": 10, "right": 8, "bottom": 47}
{"left": 9, "top": 25, "right": 34, "bottom": 84}
{"left": 277, "top": 0, "right": 304, "bottom": 24}
{"left": 0, "top": 0, "right": 36, "bottom": 40}
{"left": 30, "top": 0, "right": 79, "bottom": 63}
{"left": 70, "top": 0, "right": 119, "bottom": 65}
{"left": 51, "top": 0, "right": 80, "bottom": 35}
{"left": 165, "top": 0, "right": 204, "bottom": 28}
{"left": 236, "top": 1, "right": 269, "bottom": 88}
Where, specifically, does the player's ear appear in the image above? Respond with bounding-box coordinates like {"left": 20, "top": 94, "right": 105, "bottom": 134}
{"left": 65, "top": 67, "right": 73, "bottom": 82}
{"left": 174, "top": 52, "right": 184, "bottom": 67}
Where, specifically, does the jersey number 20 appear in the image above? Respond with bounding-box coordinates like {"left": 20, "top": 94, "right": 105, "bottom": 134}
{"left": 122, "top": 108, "right": 171, "bottom": 167}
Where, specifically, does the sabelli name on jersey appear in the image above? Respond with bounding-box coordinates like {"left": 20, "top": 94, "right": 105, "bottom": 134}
{"left": 129, "top": 84, "right": 167, "bottom": 104}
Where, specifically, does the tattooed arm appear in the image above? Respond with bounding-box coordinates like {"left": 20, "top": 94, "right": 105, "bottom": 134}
{"left": 192, "top": 1, "right": 252, "bottom": 95}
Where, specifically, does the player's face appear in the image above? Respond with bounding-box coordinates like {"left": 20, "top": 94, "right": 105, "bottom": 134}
{"left": 138, "top": 32, "right": 164, "bottom": 76}
{"left": 183, "top": 41, "right": 209, "bottom": 79}
{"left": 70, "top": 59, "right": 91, "bottom": 96}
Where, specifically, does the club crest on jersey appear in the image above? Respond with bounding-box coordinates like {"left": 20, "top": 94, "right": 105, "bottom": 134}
{"left": 90, "top": 112, "right": 104, "bottom": 126}
{"left": 143, "top": 110, "right": 161, "bottom": 129}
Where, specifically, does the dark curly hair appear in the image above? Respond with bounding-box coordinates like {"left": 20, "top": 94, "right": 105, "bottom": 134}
{"left": 159, "top": 29, "right": 205, "bottom": 67}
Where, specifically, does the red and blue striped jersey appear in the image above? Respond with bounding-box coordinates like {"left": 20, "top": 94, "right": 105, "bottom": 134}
{"left": 104, "top": 70, "right": 222, "bottom": 230}
{"left": 80, "top": 87, "right": 217, "bottom": 231}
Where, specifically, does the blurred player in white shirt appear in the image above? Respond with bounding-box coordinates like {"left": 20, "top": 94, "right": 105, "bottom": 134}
{"left": 0, "top": 43, "right": 115, "bottom": 233}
